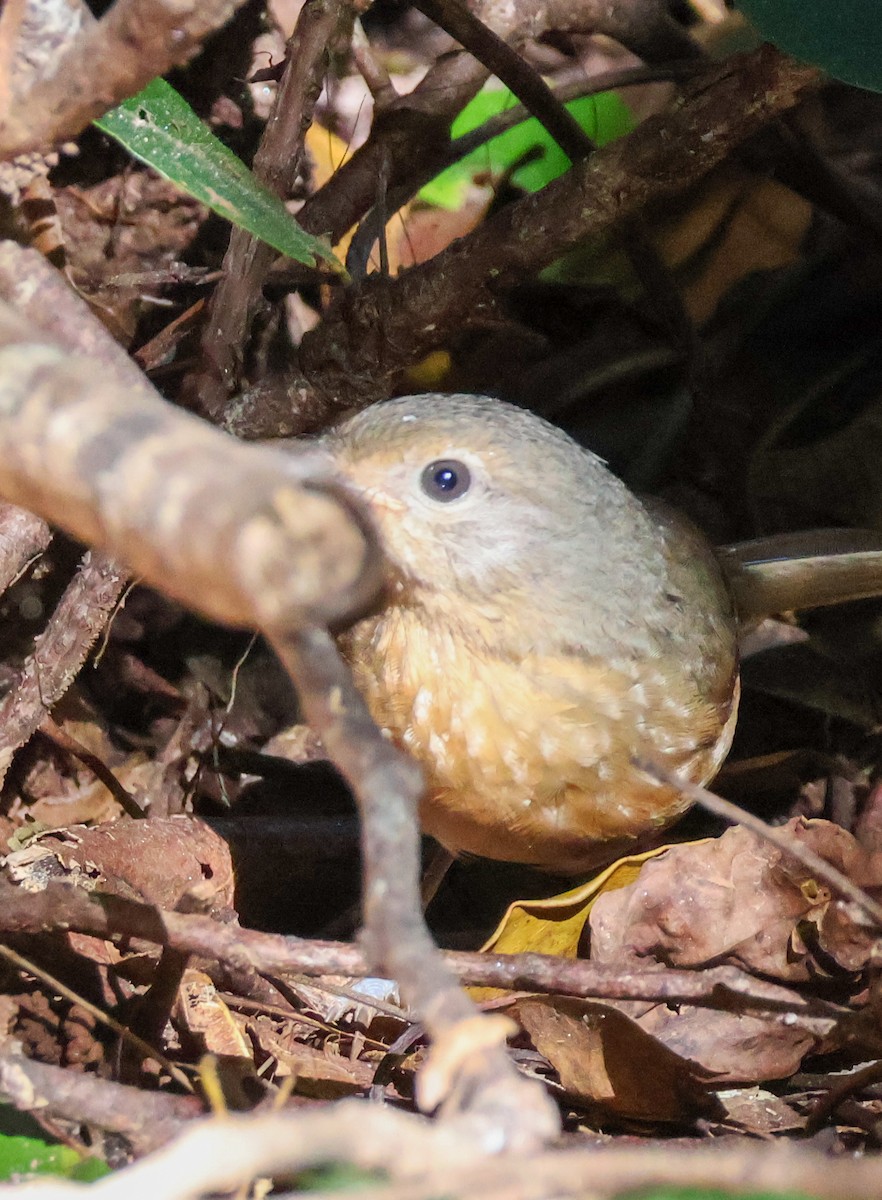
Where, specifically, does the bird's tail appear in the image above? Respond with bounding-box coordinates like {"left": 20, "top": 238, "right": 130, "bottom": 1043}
{"left": 717, "top": 529, "right": 882, "bottom": 621}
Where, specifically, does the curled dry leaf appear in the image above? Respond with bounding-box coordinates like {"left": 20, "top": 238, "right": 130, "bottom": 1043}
{"left": 583, "top": 818, "right": 877, "bottom": 1082}
{"left": 589, "top": 818, "right": 878, "bottom": 981}
{"left": 628, "top": 1004, "right": 821, "bottom": 1083}
{"left": 513, "top": 996, "right": 722, "bottom": 1124}
{"left": 3, "top": 816, "right": 236, "bottom": 915}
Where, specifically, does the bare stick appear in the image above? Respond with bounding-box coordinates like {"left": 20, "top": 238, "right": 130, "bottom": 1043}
{"left": 412, "top": 0, "right": 593, "bottom": 162}
{"left": 197, "top": 0, "right": 350, "bottom": 418}
{"left": 234, "top": 46, "right": 822, "bottom": 437}
{"left": 0, "top": 501, "right": 50, "bottom": 593}
{"left": 0, "top": 302, "right": 381, "bottom": 632}
{"left": 296, "top": 0, "right": 700, "bottom": 249}
{"left": 0, "top": 0, "right": 253, "bottom": 155}
{"left": 0, "top": 1047, "right": 199, "bottom": 1151}
{"left": 0, "top": 244, "right": 155, "bottom": 390}
{"left": 0, "top": 879, "right": 843, "bottom": 1029}
{"left": 0, "top": 550, "right": 126, "bottom": 786}
{"left": 272, "top": 626, "right": 559, "bottom": 1140}
{"left": 38, "top": 713, "right": 144, "bottom": 818}
{"left": 12, "top": 1100, "right": 882, "bottom": 1200}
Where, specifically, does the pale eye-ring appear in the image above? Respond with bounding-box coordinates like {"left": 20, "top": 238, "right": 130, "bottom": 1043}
{"left": 420, "top": 459, "right": 471, "bottom": 502}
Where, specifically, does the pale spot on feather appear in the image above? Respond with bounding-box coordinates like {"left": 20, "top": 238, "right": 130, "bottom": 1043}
{"left": 428, "top": 731, "right": 450, "bottom": 768}
{"left": 413, "top": 686, "right": 432, "bottom": 724}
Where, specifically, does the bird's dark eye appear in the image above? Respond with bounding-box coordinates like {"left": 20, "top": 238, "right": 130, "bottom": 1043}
{"left": 420, "top": 459, "right": 471, "bottom": 502}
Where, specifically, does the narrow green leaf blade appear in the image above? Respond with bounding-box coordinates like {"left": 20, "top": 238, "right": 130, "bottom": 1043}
{"left": 736, "top": 0, "right": 882, "bottom": 92}
{"left": 96, "top": 78, "right": 341, "bottom": 270}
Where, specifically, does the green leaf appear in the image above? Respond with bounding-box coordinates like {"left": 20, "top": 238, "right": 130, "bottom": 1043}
{"left": 0, "top": 1126, "right": 110, "bottom": 1183}
{"left": 296, "top": 1163, "right": 386, "bottom": 1190}
{"left": 420, "top": 86, "right": 635, "bottom": 210}
{"left": 735, "top": 0, "right": 882, "bottom": 92}
{"left": 95, "top": 79, "right": 342, "bottom": 271}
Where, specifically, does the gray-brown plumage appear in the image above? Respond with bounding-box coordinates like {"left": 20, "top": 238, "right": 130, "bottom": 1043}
{"left": 324, "top": 394, "right": 882, "bottom": 872}
{"left": 324, "top": 394, "right": 744, "bottom": 872}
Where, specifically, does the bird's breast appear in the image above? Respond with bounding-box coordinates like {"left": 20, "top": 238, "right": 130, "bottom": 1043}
{"left": 340, "top": 603, "right": 737, "bottom": 871}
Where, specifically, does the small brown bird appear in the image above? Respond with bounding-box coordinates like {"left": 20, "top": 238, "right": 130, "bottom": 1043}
{"left": 325, "top": 393, "right": 882, "bottom": 873}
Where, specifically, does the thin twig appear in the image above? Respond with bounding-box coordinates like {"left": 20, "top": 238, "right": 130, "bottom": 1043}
{"left": 294, "top": 0, "right": 701, "bottom": 251}
{"left": 0, "top": 0, "right": 253, "bottom": 156}
{"left": 38, "top": 714, "right": 145, "bottom": 819}
{"left": 196, "top": 0, "right": 350, "bottom": 418}
{"left": 0, "top": 550, "right": 127, "bottom": 789}
{"left": 11, "top": 1100, "right": 882, "bottom": 1200}
{"left": 0, "top": 1047, "right": 199, "bottom": 1150}
{"left": 0, "top": 942, "right": 192, "bottom": 1091}
{"left": 351, "top": 18, "right": 397, "bottom": 110}
{"left": 246, "top": 46, "right": 820, "bottom": 437}
{"left": 412, "top": 0, "right": 593, "bottom": 163}
{"left": 448, "top": 60, "right": 705, "bottom": 163}
{"left": 271, "top": 626, "right": 559, "bottom": 1140}
{"left": 0, "top": 878, "right": 845, "bottom": 1028}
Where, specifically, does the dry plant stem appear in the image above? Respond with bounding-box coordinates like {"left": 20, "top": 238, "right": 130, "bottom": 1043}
{"left": 0, "top": 880, "right": 843, "bottom": 1029}
{"left": 807, "top": 1058, "right": 882, "bottom": 1133}
{"left": 639, "top": 760, "right": 882, "bottom": 930}
{"left": 270, "top": 628, "right": 438, "bottom": 992}
{"left": 0, "top": 940, "right": 191, "bottom": 1090}
{"left": 0, "top": 0, "right": 252, "bottom": 156}
{"left": 0, "top": 1047, "right": 199, "bottom": 1151}
{"left": 39, "top": 714, "right": 144, "bottom": 818}
{"left": 351, "top": 2, "right": 686, "bottom": 355}
{"left": 199, "top": 0, "right": 350, "bottom": 418}
{"left": 351, "top": 18, "right": 397, "bottom": 109}
{"left": 0, "top": 245, "right": 164, "bottom": 392}
{"left": 412, "top": 0, "right": 593, "bottom": 162}
{"left": 0, "top": 550, "right": 126, "bottom": 786}
{"left": 271, "top": 627, "right": 558, "bottom": 1139}
{"left": 0, "top": 240, "right": 152, "bottom": 619}
{"left": 333, "top": 60, "right": 700, "bottom": 295}
{"left": 236, "top": 46, "right": 822, "bottom": 437}
{"left": 295, "top": 0, "right": 700, "bottom": 250}
{"left": 0, "top": 501, "right": 50, "bottom": 593}
{"left": 299, "top": 47, "right": 818, "bottom": 396}
{"left": 11, "top": 1101, "right": 882, "bottom": 1200}
{"left": 0, "top": 300, "right": 380, "bottom": 631}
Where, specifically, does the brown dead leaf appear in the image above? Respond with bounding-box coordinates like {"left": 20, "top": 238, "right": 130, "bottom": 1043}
{"left": 715, "top": 1086, "right": 807, "bottom": 1134}
{"left": 654, "top": 165, "right": 812, "bottom": 324}
{"left": 177, "top": 969, "right": 252, "bottom": 1060}
{"left": 249, "top": 1017, "right": 375, "bottom": 1098}
{"left": 589, "top": 818, "right": 877, "bottom": 983}
{"left": 633, "top": 1003, "right": 822, "bottom": 1083}
{"left": 579, "top": 818, "right": 875, "bottom": 1082}
{"left": 3, "top": 816, "right": 236, "bottom": 914}
{"left": 513, "top": 996, "right": 722, "bottom": 1124}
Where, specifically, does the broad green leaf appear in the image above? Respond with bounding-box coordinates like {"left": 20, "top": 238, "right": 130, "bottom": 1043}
{"left": 96, "top": 79, "right": 341, "bottom": 270}
{"left": 736, "top": 0, "right": 882, "bottom": 92}
{"left": 0, "top": 1127, "right": 110, "bottom": 1182}
{"left": 420, "top": 86, "right": 635, "bottom": 210}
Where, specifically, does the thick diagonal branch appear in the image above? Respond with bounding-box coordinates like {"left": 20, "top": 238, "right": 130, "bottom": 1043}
{"left": 231, "top": 47, "right": 821, "bottom": 437}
